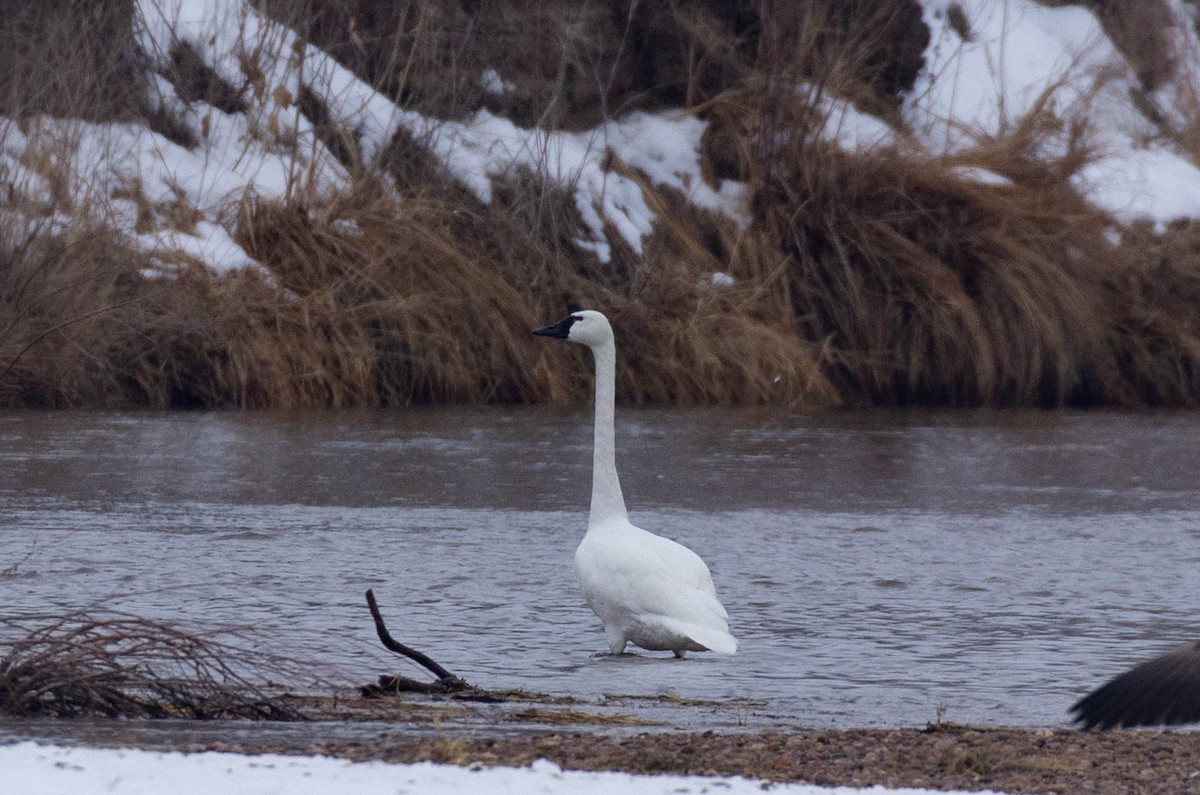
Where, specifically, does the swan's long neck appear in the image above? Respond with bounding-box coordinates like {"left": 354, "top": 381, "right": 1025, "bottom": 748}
{"left": 588, "top": 338, "right": 628, "bottom": 528}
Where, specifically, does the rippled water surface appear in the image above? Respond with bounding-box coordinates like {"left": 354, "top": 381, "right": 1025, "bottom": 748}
{"left": 2, "top": 408, "right": 1199, "bottom": 730}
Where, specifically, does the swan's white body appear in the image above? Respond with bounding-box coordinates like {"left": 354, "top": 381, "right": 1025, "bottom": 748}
{"left": 533, "top": 310, "right": 737, "bottom": 657}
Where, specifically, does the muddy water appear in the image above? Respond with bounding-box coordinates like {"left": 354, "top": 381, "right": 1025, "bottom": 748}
{"left": 1, "top": 408, "right": 1198, "bottom": 731}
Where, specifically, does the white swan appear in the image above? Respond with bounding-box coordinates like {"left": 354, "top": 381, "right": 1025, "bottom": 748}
{"left": 532, "top": 310, "right": 737, "bottom": 658}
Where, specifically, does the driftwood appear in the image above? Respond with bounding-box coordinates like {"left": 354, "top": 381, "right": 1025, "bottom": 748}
{"left": 362, "top": 589, "right": 473, "bottom": 697}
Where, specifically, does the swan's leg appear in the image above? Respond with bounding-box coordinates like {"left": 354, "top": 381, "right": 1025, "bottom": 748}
{"left": 673, "top": 649, "right": 686, "bottom": 659}
{"left": 605, "top": 626, "right": 628, "bottom": 655}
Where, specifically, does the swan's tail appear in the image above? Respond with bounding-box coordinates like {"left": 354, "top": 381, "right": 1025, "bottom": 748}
{"left": 693, "top": 627, "right": 738, "bottom": 655}
{"left": 668, "top": 619, "right": 738, "bottom": 655}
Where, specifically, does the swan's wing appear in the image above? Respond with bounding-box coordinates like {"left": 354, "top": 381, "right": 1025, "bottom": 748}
{"left": 639, "top": 531, "right": 728, "bottom": 617}
{"left": 576, "top": 529, "right": 732, "bottom": 632}
{"left": 1070, "top": 640, "right": 1200, "bottom": 729}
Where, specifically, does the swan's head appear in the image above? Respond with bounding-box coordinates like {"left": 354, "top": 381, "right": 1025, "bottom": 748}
{"left": 531, "top": 309, "right": 613, "bottom": 348}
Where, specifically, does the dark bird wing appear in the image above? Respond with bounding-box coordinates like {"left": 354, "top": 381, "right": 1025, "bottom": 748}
{"left": 1071, "top": 640, "right": 1200, "bottom": 730}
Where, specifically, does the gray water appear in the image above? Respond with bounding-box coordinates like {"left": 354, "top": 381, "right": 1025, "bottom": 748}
{"left": 1, "top": 408, "right": 1198, "bottom": 731}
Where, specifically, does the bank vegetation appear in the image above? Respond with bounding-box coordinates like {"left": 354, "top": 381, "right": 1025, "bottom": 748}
{"left": 2, "top": 0, "right": 1200, "bottom": 409}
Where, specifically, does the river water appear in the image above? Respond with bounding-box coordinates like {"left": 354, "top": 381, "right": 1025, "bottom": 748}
{"left": 1, "top": 408, "right": 1198, "bottom": 731}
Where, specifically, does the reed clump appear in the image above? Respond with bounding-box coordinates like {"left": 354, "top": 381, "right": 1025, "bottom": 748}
{"left": 749, "top": 136, "right": 1120, "bottom": 406}
{"left": 0, "top": 216, "right": 376, "bottom": 409}
{"left": 1103, "top": 221, "right": 1200, "bottom": 406}
{"left": 237, "top": 193, "right": 554, "bottom": 406}
{"left": 0, "top": 222, "right": 151, "bottom": 407}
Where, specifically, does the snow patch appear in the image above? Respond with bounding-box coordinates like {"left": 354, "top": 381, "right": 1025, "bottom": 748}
{"left": 606, "top": 111, "right": 752, "bottom": 229}
{"left": 480, "top": 68, "right": 515, "bottom": 96}
{"left": 0, "top": 742, "right": 1029, "bottom": 795}
{"left": 911, "top": 0, "right": 1200, "bottom": 225}
{"left": 948, "top": 165, "right": 1013, "bottom": 186}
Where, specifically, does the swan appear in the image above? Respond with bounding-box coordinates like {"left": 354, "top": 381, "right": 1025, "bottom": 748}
{"left": 532, "top": 310, "right": 737, "bottom": 658}
{"left": 1071, "top": 640, "right": 1200, "bottom": 729}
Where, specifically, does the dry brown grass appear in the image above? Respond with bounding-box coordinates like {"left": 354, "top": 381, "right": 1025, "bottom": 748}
{"left": 0, "top": 612, "right": 305, "bottom": 720}
{"left": 0, "top": 214, "right": 370, "bottom": 409}
{"left": 236, "top": 194, "right": 552, "bottom": 406}
{"left": 1103, "top": 220, "right": 1200, "bottom": 406}
{"left": 0, "top": 1, "right": 142, "bottom": 122}
{"left": 233, "top": 169, "right": 837, "bottom": 407}
{"left": 0, "top": 221, "right": 151, "bottom": 407}
{"left": 749, "top": 138, "right": 1120, "bottom": 406}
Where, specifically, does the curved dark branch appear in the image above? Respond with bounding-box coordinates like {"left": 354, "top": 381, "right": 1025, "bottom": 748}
{"left": 364, "top": 589, "right": 469, "bottom": 693}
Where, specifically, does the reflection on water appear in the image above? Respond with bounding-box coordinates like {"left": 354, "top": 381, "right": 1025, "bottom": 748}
{"left": 1, "top": 407, "right": 1199, "bottom": 729}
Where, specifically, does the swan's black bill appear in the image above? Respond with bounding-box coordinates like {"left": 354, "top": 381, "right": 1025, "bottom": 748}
{"left": 532, "top": 315, "right": 577, "bottom": 339}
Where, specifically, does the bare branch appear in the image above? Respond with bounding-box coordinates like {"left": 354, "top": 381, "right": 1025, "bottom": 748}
{"left": 363, "top": 589, "right": 470, "bottom": 695}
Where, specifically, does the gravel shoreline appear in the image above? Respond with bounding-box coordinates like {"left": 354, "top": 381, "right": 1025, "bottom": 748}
{"left": 226, "top": 723, "right": 1198, "bottom": 795}
{"left": 24, "top": 719, "right": 1193, "bottom": 795}
{"left": 6, "top": 694, "right": 1198, "bottom": 794}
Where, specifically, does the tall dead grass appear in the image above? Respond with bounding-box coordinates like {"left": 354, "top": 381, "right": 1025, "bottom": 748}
{"left": 0, "top": 215, "right": 371, "bottom": 409}
{"left": 747, "top": 136, "right": 1123, "bottom": 406}
{"left": 0, "top": 221, "right": 148, "bottom": 407}
{"left": 1104, "top": 221, "right": 1200, "bottom": 405}
{"left": 0, "top": 1, "right": 141, "bottom": 122}
{"left": 233, "top": 172, "right": 838, "bottom": 407}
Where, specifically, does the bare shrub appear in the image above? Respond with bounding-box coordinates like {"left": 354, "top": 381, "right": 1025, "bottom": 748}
{"left": 264, "top": 0, "right": 920, "bottom": 130}
{"left": 261, "top": 0, "right": 491, "bottom": 122}
{"left": 258, "top": 0, "right": 761, "bottom": 129}
{"left": 0, "top": 612, "right": 306, "bottom": 720}
{"left": 0, "top": 1, "right": 200, "bottom": 146}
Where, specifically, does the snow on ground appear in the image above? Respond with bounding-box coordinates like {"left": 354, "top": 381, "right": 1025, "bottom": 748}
{"left": 0, "top": 742, "right": 1023, "bottom": 795}
{"left": 412, "top": 108, "right": 664, "bottom": 262}
{"left": 911, "top": 0, "right": 1117, "bottom": 151}
{"left": 0, "top": 0, "right": 740, "bottom": 270}
{"left": 912, "top": 0, "right": 1200, "bottom": 224}
{"left": 140, "top": 0, "right": 745, "bottom": 265}
{"left": 4, "top": 0, "right": 1200, "bottom": 274}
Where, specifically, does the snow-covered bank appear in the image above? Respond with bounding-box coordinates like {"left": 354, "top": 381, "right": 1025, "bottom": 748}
{"left": 6, "top": 0, "right": 1200, "bottom": 275}
{"left": 7, "top": 0, "right": 1200, "bottom": 411}
{"left": 0, "top": 742, "right": 1023, "bottom": 795}
{"left": 1, "top": 0, "right": 748, "bottom": 272}
{"left": 913, "top": 0, "right": 1200, "bottom": 224}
